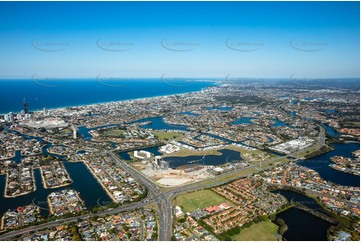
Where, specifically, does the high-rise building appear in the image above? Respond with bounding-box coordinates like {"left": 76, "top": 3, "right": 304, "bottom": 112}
{"left": 43, "top": 107, "right": 48, "bottom": 116}
{"left": 73, "top": 127, "right": 77, "bottom": 139}
{"left": 24, "top": 98, "right": 28, "bottom": 114}
{"left": 4, "top": 114, "right": 9, "bottom": 122}
{"left": 8, "top": 112, "right": 14, "bottom": 124}
{"left": 155, "top": 156, "right": 162, "bottom": 166}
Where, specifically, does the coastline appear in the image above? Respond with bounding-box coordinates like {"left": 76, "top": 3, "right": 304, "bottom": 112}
{"left": 0, "top": 80, "right": 219, "bottom": 115}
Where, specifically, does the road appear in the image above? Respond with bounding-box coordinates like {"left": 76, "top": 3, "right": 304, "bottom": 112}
{"left": 277, "top": 101, "right": 326, "bottom": 160}
{"left": 277, "top": 102, "right": 326, "bottom": 144}
{"left": 0, "top": 151, "right": 287, "bottom": 241}
{"left": 0, "top": 131, "right": 328, "bottom": 241}
{"left": 0, "top": 102, "right": 338, "bottom": 240}
{"left": 106, "top": 152, "right": 171, "bottom": 241}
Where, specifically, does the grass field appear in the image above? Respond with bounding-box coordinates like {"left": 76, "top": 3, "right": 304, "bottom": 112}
{"left": 174, "top": 189, "right": 233, "bottom": 213}
{"left": 165, "top": 148, "right": 222, "bottom": 157}
{"left": 102, "top": 129, "right": 125, "bottom": 137}
{"left": 143, "top": 202, "right": 159, "bottom": 211}
{"left": 154, "top": 131, "right": 184, "bottom": 141}
{"left": 231, "top": 221, "right": 279, "bottom": 241}
{"left": 224, "top": 145, "right": 263, "bottom": 155}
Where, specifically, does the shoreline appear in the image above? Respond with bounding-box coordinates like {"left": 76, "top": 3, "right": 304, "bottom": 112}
{"left": 0, "top": 214, "right": 4, "bottom": 230}
{"left": 47, "top": 196, "right": 54, "bottom": 215}
{"left": 4, "top": 167, "right": 36, "bottom": 199}
{"left": 328, "top": 164, "right": 359, "bottom": 176}
{"left": 81, "top": 160, "right": 117, "bottom": 203}
{"left": 39, "top": 167, "right": 73, "bottom": 190}
{"left": 0, "top": 80, "right": 219, "bottom": 115}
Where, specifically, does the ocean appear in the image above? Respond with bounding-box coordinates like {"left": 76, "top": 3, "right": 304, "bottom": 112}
{"left": 0, "top": 78, "right": 217, "bottom": 114}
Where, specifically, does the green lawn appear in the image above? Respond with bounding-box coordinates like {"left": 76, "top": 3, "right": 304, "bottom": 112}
{"left": 165, "top": 148, "right": 222, "bottom": 157}
{"left": 174, "top": 189, "right": 233, "bottom": 213}
{"left": 154, "top": 131, "right": 184, "bottom": 141}
{"left": 102, "top": 129, "right": 125, "bottom": 137}
{"left": 231, "top": 221, "right": 279, "bottom": 241}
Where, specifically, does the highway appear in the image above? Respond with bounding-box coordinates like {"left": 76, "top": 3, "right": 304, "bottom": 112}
{"left": 0, "top": 151, "right": 287, "bottom": 241}
{"left": 0, "top": 131, "right": 328, "bottom": 241}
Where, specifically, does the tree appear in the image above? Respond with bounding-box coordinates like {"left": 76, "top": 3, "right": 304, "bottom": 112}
{"left": 72, "top": 234, "right": 82, "bottom": 241}
{"left": 71, "top": 226, "right": 78, "bottom": 234}
{"left": 275, "top": 218, "right": 285, "bottom": 226}
{"left": 123, "top": 224, "right": 129, "bottom": 232}
{"left": 278, "top": 224, "right": 288, "bottom": 235}
{"left": 178, "top": 218, "right": 186, "bottom": 223}
{"left": 152, "top": 232, "right": 158, "bottom": 240}
{"left": 223, "top": 235, "right": 232, "bottom": 241}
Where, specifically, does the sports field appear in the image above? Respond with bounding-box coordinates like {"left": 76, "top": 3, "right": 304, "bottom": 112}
{"left": 154, "top": 131, "right": 184, "bottom": 141}
{"left": 231, "top": 221, "right": 279, "bottom": 241}
{"left": 174, "top": 189, "right": 233, "bottom": 213}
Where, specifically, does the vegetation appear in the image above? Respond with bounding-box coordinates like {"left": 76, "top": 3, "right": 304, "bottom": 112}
{"left": 230, "top": 221, "right": 279, "bottom": 241}
{"left": 303, "top": 145, "right": 332, "bottom": 159}
{"left": 154, "top": 131, "right": 184, "bottom": 141}
{"left": 71, "top": 226, "right": 82, "bottom": 241}
{"left": 166, "top": 148, "right": 222, "bottom": 157}
{"left": 99, "top": 127, "right": 126, "bottom": 138}
{"left": 174, "top": 189, "right": 233, "bottom": 213}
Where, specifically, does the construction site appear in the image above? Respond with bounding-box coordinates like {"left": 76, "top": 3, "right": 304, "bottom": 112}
{"left": 131, "top": 151, "right": 216, "bottom": 186}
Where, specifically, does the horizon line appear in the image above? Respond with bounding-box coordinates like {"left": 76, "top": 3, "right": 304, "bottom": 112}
{"left": 0, "top": 77, "right": 359, "bottom": 80}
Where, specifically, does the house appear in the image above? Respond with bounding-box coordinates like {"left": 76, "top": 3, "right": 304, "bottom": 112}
{"left": 219, "top": 203, "right": 231, "bottom": 210}
{"left": 204, "top": 206, "right": 220, "bottom": 214}
{"left": 175, "top": 206, "right": 184, "bottom": 218}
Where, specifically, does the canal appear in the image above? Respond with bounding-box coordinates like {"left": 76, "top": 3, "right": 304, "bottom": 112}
{"left": 0, "top": 130, "right": 112, "bottom": 218}
{"left": 163, "top": 149, "right": 242, "bottom": 169}
{"left": 298, "top": 143, "right": 360, "bottom": 187}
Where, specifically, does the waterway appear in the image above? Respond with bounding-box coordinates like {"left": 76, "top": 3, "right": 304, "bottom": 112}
{"left": 118, "top": 145, "right": 163, "bottom": 161}
{"left": 63, "top": 162, "right": 112, "bottom": 209}
{"left": 78, "top": 126, "right": 94, "bottom": 140}
{"left": 276, "top": 207, "right": 331, "bottom": 241}
{"left": 0, "top": 130, "right": 112, "bottom": 218}
{"left": 163, "top": 149, "right": 242, "bottom": 169}
{"left": 271, "top": 118, "right": 293, "bottom": 127}
{"left": 298, "top": 143, "right": 360, "bottom": 187}
{"left": 180, "top": 111, "right": 201, "bottom": 116}
{"left": 232, "top": 117, "right": 256, "bottom": 125}
{"left": 0, "top": 161, "right": 112, "bottom": 218}
{"left": 0, "top": 169, "right": 64, "bottom": 218}
{"left": 321, "top": 123, "right": 339, "bottom": 138}
{"left": 206, "top": 107, "right": 233, "bottom": 111}
{"left": 289, "top": 111, "right": 297, "bottom": 117}
{"left": 129, "top": 117, "right": 189, "bottom": 131}
{"left": 272, "top": 190, "right": 329, "bottom": 215}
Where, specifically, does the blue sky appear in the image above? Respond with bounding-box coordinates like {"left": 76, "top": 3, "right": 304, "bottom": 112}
{"left": 0, "top": 1, "right": 359, "bottom": 78}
